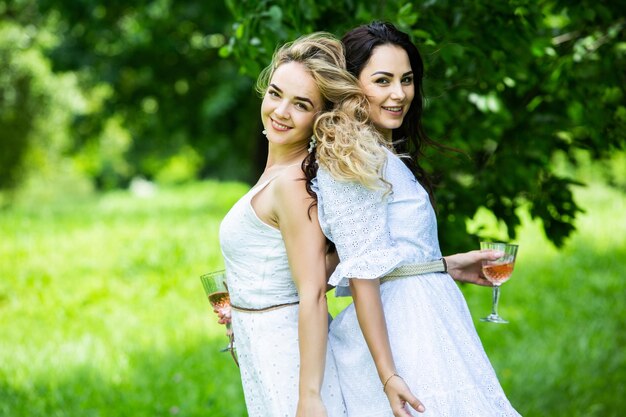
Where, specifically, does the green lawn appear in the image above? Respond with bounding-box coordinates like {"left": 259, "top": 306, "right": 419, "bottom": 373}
{"left": 1, "top": 180, "right": 624, "bottom": 416}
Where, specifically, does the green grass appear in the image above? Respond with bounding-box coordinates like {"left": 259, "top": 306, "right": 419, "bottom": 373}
{"left": 1, "top": 180, "right": 624, "bottom": 416}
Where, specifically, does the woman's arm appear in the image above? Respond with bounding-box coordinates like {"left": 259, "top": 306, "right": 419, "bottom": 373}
{"left": 444, "top": 250, "right": 504, "bottom": 286}
{"left": 350, "top": 278, "right": 425, "bottom": 417}
{"left": 274, "top": 169, "right": 329, "bottom": 417}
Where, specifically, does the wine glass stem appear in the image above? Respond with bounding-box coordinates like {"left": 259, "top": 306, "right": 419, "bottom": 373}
{"left": 491, "top": 285, "right": 502, "bottom": 316}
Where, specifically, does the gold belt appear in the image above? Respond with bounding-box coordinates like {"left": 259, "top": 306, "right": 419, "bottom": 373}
{"left": 230, "top": 300, "right": 299, "bottom": 313}
{"left": 380, "top": 258, "right": 447, "bottom": 284}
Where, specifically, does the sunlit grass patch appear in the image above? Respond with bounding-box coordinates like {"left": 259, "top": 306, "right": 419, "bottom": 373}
{"left": 0, "top": 179, "right": 624, "bottom": 416}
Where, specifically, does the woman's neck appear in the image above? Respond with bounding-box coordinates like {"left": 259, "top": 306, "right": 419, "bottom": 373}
{"left": 266, "top": 144, "right": 308, "bottom": 169}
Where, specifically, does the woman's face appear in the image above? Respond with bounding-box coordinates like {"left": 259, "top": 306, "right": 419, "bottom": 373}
{"left": 358, "top": 44, "right": 415, "bottom": 139}
{"left": 261, "top": 61, "right": 322, "bottom": 149}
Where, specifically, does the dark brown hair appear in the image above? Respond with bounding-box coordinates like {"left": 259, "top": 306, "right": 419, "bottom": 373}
{"left": 341, "top": 21, "right": 446, "bottom": 205}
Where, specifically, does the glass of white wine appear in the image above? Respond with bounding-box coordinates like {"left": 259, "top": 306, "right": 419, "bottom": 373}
{"left": 200, "top": 270, "right": 238, "bottom": 365}
{"left": 480, "top": 242, "right": 519, "bottom": 324}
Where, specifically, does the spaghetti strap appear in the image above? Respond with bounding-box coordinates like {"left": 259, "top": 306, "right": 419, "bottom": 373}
{"left": 247, "top": 161, "right": 304, "bottom": 231}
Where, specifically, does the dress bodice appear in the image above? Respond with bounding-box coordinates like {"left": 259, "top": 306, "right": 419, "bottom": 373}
{"left": 219, "top": 180, "right": 299, "bottom": 309}
{"left": 313, "top": 148, "right": 442, "bottom": 289}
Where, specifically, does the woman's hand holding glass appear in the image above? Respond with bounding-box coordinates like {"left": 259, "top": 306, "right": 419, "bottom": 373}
{"left": 213, "top": 301, "right": 232, "bottom": 328}
{"left": 444, "top": 250, "right": 506, "bottom": 286}
{"left": 200, "top": 270, "right": 238, "bottom": 365}
{"left": 479, "top": 242, "right": 519, "bottom": 324}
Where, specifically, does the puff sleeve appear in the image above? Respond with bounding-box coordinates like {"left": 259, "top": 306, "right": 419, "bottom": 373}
{"left": 313, "top": 167, "right": 405, "bottom": 289}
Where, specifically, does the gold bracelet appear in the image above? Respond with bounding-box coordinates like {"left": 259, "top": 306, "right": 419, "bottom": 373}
{"left": 382, "top": 373, "right": 400, "bottom": 392}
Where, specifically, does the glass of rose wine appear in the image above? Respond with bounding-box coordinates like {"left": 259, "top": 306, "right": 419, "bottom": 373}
{"left": 480, "top": 242, "right": 519, "bottom": 324}
{"left": 200, "top": 270, "right": 238, "bottom": 365}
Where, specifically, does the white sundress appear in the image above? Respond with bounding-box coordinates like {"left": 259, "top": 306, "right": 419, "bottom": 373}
{"left": 219, "top": 176, "right": 347, "bottom": 417}
{"left": 313, "top": 148, "right": 521, "bottom": 417}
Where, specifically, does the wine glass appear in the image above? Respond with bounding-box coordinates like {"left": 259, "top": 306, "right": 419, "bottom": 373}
{"left": 200, "top": 270, "right": 238, "bottom": 365}
{"left": 480, "top": 242, "right": 519, "bottom": 324}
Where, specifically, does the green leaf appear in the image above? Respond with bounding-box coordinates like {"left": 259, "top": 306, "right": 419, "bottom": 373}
{"left": 397, "top": 2, "right": 419, "bottom": 27}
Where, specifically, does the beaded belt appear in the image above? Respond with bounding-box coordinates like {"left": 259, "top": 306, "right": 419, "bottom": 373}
{"left": 230, "top": 300, "right": 299, "bottom": 313}
{"left": 380, "top": 258, "right": 447, "bottom": 284}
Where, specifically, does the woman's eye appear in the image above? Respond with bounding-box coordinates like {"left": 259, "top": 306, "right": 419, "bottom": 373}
{"left": 374, "top": 78, "right": 390, "bottom": 85}
{"left": 295, "top": 102, "right": 309, "bottom": 111}
{"left": 402, "top": 77, "right": 414, "bottom": 84}
{"left": 268, "top": 90, "right": 279, "bottom": 97}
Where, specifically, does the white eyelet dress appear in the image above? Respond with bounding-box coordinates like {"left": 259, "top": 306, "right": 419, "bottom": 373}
{"left": 312, "top": 148, "right": 521, "bottom": 417}
{"left": 219, "top": 177, "right": 347, "bottom": 417}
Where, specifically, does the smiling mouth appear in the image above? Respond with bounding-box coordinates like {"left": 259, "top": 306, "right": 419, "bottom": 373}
{"left": 270, "top": 118, "right": 292, "bottom": 131}
{"left": 382, "top": 106, "right": 403, "bottom": 113}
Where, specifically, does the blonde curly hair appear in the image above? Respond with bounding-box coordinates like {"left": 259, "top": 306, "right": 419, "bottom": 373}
{"left": 256, "top": 32, "right": 391, "bottom": 189}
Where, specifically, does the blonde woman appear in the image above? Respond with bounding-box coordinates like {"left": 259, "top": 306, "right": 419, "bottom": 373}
{"left": 219, "top": 32, "right": 379, "bottom": 417}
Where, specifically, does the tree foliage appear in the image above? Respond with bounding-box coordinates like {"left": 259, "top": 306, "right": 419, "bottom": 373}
{"left": 0, "top": 13, "right": 86, "bottom": 195}
{"left": 1, "top": 0, "right": 261, "bottom": 191}
{"left": 0, "top": 0, "right": 624, "bottom": 251}
{"left": 217, "top": 0, "right": 626, "bottom": 250}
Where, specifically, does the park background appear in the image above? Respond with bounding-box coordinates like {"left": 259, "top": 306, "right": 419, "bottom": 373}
{"left": 1, "top": 0, "right": 624, "bottom": 416}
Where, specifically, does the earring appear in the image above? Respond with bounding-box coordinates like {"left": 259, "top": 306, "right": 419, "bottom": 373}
{"left": 262, "top": 129, "right": 267, "bottom": 136}
{"left": 308, "top": 135, "right": 317, "bottom": 153}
